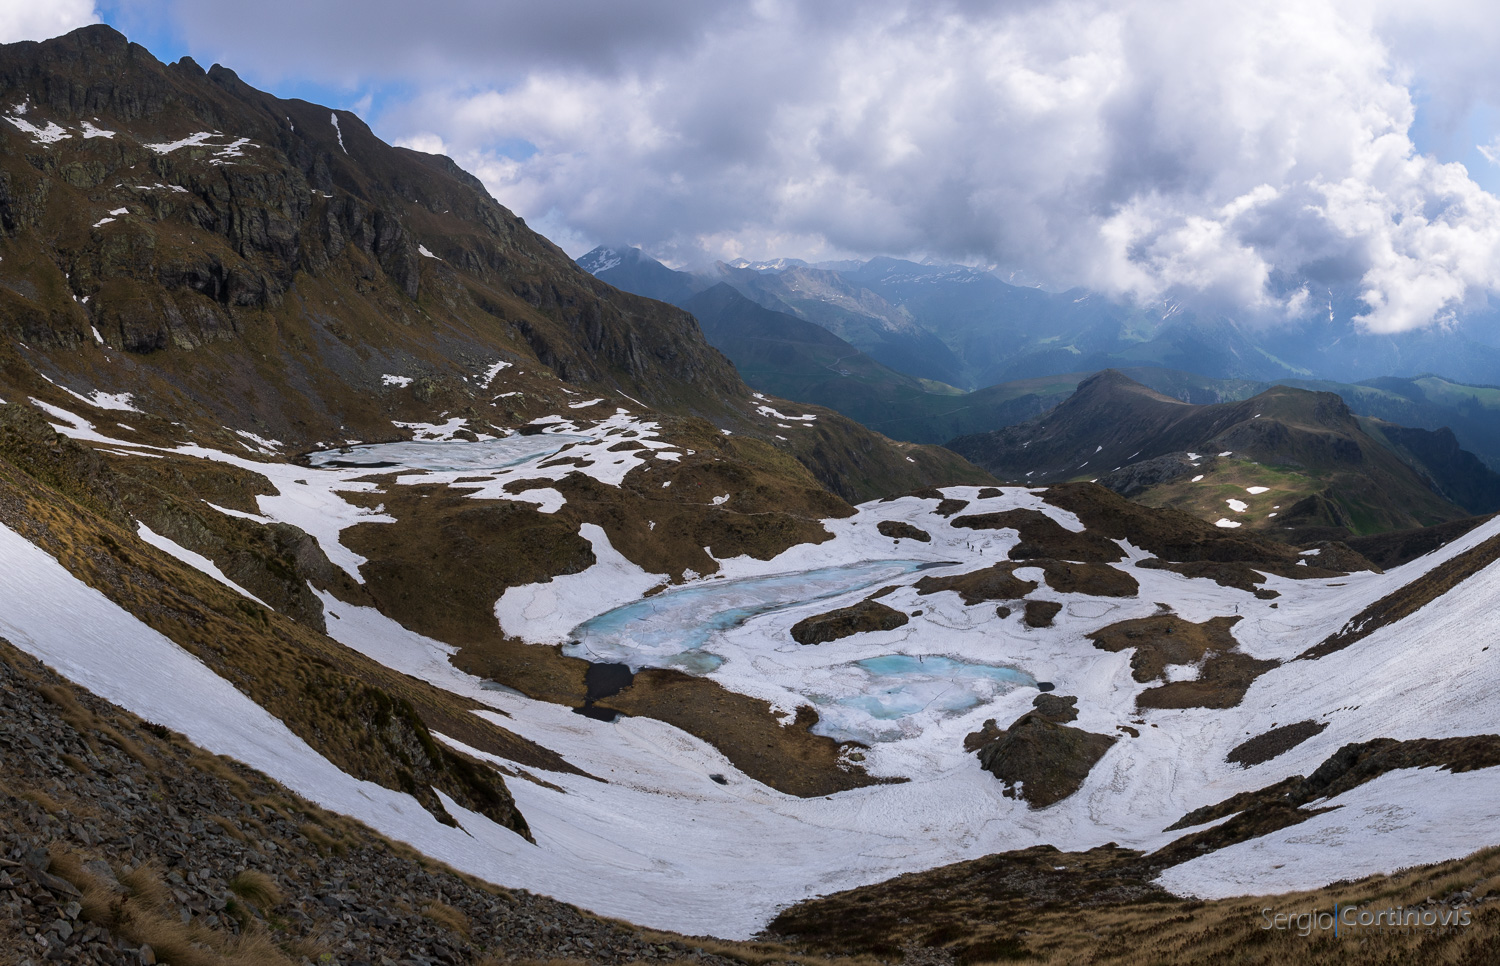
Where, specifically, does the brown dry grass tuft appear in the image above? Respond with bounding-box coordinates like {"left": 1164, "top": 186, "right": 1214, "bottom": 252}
{"left": 228, "top": 869, "right": 282, "bottom": 913}
{"left": 299, "top": 821, "right": 345, "bottom": 855}
{"left": 771, "top": 842, "right": 1500, "bottom": 966}
{"left": 420, "top": 898, "right": 472, "bottom": 938}
{"left": 19, "top": 787, "right": 63, "bottom": 815}
{"left": 51, "top": 852, "right": 296, "bottom": 966}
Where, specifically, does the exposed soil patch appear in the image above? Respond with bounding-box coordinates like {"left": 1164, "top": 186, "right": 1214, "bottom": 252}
{"left": 1301, "top": 530, "right": 1500, "bottom": 660}
{"left": 1160, "top": 735, "right": 1500, "bottom": 865}
{"left": 1089, "top": 615, "right": 1244, "bottom": 683}
{"left": 768, "top": 842, "right": 1171, "bottom": 962}
{"left": 1299, "top": 540, "right": 1380, "bottom": 573}
{"left": 1033, "top": 559, "right": 1139, "bottom": 597}
{"left": 876, "top": 519, "right": 932, "bottom": 542}
{"left": 1227, "top": 720, "right": 1328, "bottom": 767}
{"left": 790, "top": 599, "right": 910, "bottom": 644}
{"left": 594, "top": 672, "right": 892, "bottom": 796}
{"left": 343, "top": 483, "right": 597, "bottom": 646}
{"left": 934, "top": 497, "right": 970, "bottom": 517}
{"left": 916, "top": 563, "right": 1038, "bottom": 604}
{"left": 0, "top": 447, "right": 568, "bottom": 831}
{"left": 977, "top": 487, "right": 1003, "bottom": 499}
{"left": 1089, "top": 615, "right": 1276, "bottom": 709}
{"left": 968, "top": 705, "right": 1117, "bottom": 808}
{"left": 1043, "top": 482, "right": 1309, "bottom": 566}
{"left": 1031, "top": 693, "right": 1080, "bottom": 723}
{"left": 884, "top": 485, "right": 945, "bottom": 502}
{"left": 768, "top": 732, "right": 1500, "bottom": 966}
{"left": 915, "top": 558, "right": 1135, "bottom": 605}
{"left": 952, "top": 507, "right": 1125, "bottom": 562}
{"left": 451, "top": 636, "right": 878, "bottom": 796}
{"left": 1023, "top": 600, "right": 1062, "bottom": 628}
{"left": 1136, "top": 652, "right": 1279, "bottom": 710}
{"left": 1136, "top": 557, "right": 1282, "bottom": 596}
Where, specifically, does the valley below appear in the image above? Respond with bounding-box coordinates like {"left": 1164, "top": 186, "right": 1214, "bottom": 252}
{"left": 8, "top": 388, "right": 1500, "bottom": 952}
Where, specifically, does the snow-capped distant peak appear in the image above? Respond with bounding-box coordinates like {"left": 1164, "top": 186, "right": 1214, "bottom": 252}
{"left": 578, "top": 247, "right": 623, "bottom": 275}
{"left": 727, "top": 257, "right": 809, "bottom": 273}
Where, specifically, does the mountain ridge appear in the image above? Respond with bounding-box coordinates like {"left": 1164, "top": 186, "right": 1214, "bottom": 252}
{"left": 947, "top": 370, "right": 1485, "bottom": 539}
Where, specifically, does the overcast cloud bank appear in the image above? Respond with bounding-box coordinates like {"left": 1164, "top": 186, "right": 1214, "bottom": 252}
{"left": 13, "top": 0, "right": 1500, "bottom": 333}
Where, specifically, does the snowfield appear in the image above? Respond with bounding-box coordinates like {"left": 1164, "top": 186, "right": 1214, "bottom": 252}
{"left": 14, "top": 397, "right": 1500, "bottom": 937}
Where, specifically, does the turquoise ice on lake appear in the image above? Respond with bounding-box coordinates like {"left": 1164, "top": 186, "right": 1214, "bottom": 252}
{"left": 568, "top": 561, "right": 1037, "bottom": 739}
{"left": 816, "top": 655, "right": 1036, "bottom": 740}
{"left": 566, "top": 560, "right": 937, "bottom": 670}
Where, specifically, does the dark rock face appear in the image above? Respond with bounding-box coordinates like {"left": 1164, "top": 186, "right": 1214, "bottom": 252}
{"left": 1227, "top": 720, "right": 1328, "bottom": 767}
{"left": 0, "top": 24, "right": 745, "bottom": 409}
{"left": 876, "top": 519, "right": 931, "bottom": 542}
{"left": 0, "top": 25, "right": 992, "bottom": 506}
{"left": 916, "top": 563, "right": 1038, "bottom": 605}
{"left": 790, "top": 599, "right": 910, "bottom": 645}
{"left": 1023, "top": 600, "right": 1062, "bottom": 628}
{"left": 968, "top": 705, "right": 1116, "bottom": 808}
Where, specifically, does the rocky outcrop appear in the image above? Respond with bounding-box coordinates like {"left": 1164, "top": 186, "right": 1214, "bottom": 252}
{"left": 1022, "top": 600, "right": 1062, "bottom": 628}
{"left": 790, "top": 599, "right": 910, "bottom": 645}
{"left": 876, "top": 519, "right": 931, "bottom": 542}
{"left": 965, "top": 697, "right": 1116, "bottom": 808}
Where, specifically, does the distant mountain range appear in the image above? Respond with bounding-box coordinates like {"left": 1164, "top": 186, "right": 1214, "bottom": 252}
{"left": 578, "top": 246, "right": 1500, "bottom": 391}
{"left": 578, "top": 247, "right": 1500, "bottom": 473}
{"left": 947, "top": 370, "right": 1500, "bottom": 541}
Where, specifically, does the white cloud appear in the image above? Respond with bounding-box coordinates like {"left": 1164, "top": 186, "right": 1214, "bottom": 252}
{"left": 1479, "top": 137, "right": 1500, "bottom": 166}
{"left": 0, "top": 0, "right": 97, "bottom": 44}
{"left": 152, "top": 0, "right": 1500, "bottom": 334}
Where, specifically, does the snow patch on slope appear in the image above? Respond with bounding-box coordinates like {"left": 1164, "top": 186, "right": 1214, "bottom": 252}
{"left": 136, "top": 523, "right": 270, "bottom": 606}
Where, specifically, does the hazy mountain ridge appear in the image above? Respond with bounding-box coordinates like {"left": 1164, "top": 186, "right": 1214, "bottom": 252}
{"left": 581, "top": 245, "right": 1500, "bottom": 394}
{"left": 947, "top": 370, "right": 1498, "bottom": 540}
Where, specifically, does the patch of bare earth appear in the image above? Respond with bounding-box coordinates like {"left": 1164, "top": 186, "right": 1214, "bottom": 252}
{"left": 1088, "top": 614, "right": 1276, "bottom": 708}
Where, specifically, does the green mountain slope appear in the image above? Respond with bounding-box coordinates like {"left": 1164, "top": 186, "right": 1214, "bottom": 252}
{"left": 947, "top": 370, "right": 1478, "bottom": 539}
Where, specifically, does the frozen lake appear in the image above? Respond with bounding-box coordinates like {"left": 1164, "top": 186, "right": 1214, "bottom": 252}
{"left": 566, "top": 560, "right": 939, "bottom": 670}
{"left": 306, "top": 433, "right": 590, "bottom": 473}
{"left": 567, "top": 560, "right": 1037, "bottom": 740}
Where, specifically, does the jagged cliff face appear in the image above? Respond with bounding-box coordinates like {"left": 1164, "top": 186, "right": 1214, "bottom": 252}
{"left": 0, "top": 26, "right": 732, "bottom": 397}
{"left": 0, "top": 26, "right": 983, "bottom": 500}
